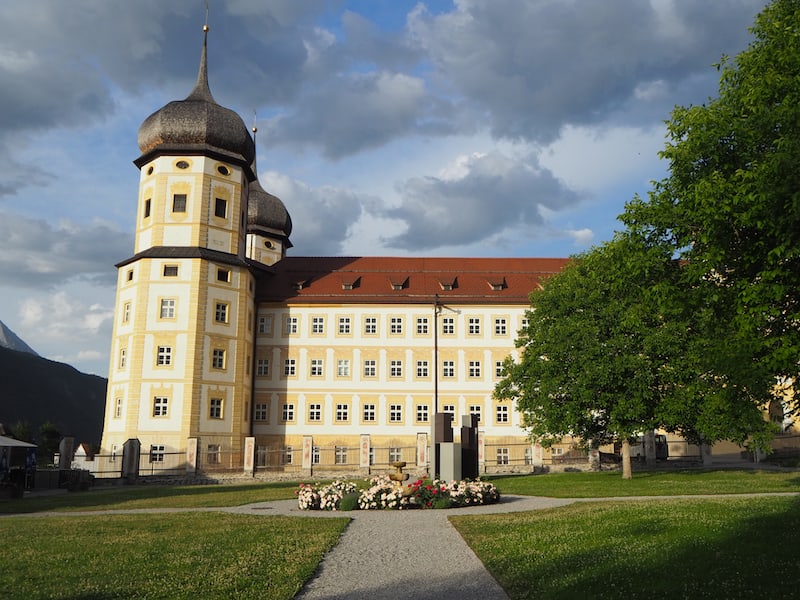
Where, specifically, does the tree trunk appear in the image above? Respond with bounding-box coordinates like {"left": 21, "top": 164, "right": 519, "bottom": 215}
{"left": 644, "top": 430, "right": 656, "bottom": 467}
{"left": 621, "top": 438, "right": 632, "bottom": 480}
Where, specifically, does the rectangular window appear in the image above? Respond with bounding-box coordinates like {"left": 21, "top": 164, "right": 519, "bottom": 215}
{"left": 217, "top": 268, "right": 230, "bottom": 283}
{"left": 282, "top": 403, "right": 295, "bottom": 422}
{"left": 258, "top": 315, "right": 273, "bottom": 334}
{"left": 521, "top": 317, "right": 529, "bottom": 330}
{"left": 309, "top": 403, "right": 321, "bottom": 422}
{"left": 442, "top": 404, "right": 455, "bottom": 416}
{"left": 390, "top": 317, "right": 403, "bottom": 334}
{"left": 338, "top": 317, "right": 351, "bottom": 334}
{"left": 495, "top": 361, "right": 504, "bottom": 377}
{"left": 254, "top": 403, "right": 268, "bottom": 421}
{"left": 496, "top": 405, "right": 509, "bottom": 423}
{"left": 160, "top": 298, "right": 175, "bottom": 319}
{"left": 442, "top": 360, "right": 455, "bottom": 378}
{"left": 416, "top": 317, "right": 429, "bottom": 334}
{"left": 123, "top": 302, "right": 131, "bottom": 323}
{"left": 157, "top": 346, "right": 172, "bottom": 366}
{"left": 494, "top": 318, "right": 507, "bottom": 335}
{"left": 416, "top": 360, "right": 429, "bottom": 377}
{"left": 389, "top": 404, "right": 403, "bottom": 423}
{"left": 337, "top": 359, "right": 350, "bottom": 377}
{"left": 364, "top": 316, "right": 377, "bottom": 334}
{"left": 149, "top": 445, "right": 165, "bottom": 463}
{"left": 312, "top": 316, "right": 325, "bottom": 334}
{"left": 390, "top": 360, "right": 403, "bottom": 378}
{"left": 143, "top": 198, "right": 151, "bottom": 219}
{"left": 363, "top": 359, "right": 376, "bottom": 378}
{"left": 256, "top": 359, "right": 269, "bottom": 376}
{"left": 284, "top": 359, "right": 296, "bottom": 376}
{"left": 416, "top": 404, "right": 429, "bottom": 423}
{"left": 285, "top": 316, "right": 298, "bottom": 335}
{"left": 312, "top": 446, "right": 321, "bottom": 464}
{"left": 282, "top": 446, "right": 293, "bottom": 465}
{"left": 209, "top": 398, "right": 223, "bottom": 419}
{"left": 310, "top": 358, "right": 324, "bottom": 377}
{"left": 215, "top": 302, "right": 228, "bottom": 323}
{"left": 172, "top": 193, "right": 187, "bottom": 212}
{"left": 363, "top": 403, "right": 376, "bottom": 422}
{"left": 389, "top": 447, "right": 402, "bottom": 463}
{"left": 114, "top": 397, "right": 123, "bottom": 419}
{"left": 468, "top": 317, "right": 481, "bottom": 335}
{"left": 442, "top": 317, "right": 455, "bottom": 335}
{"left": 212, "top": 349, "right": 226, "bottom": 369}
{"left": 119, "top": 348, "right": 127, "bottom": 369}
{"left": 335, "top": 446, "right": 347, "bottom": 465}
{"left": 468, "top": 360, "right": 481, "bottom": 378}
{"left": 207, "top": 444, "right": 221, "bottom": 464}
{"left": 496, "top": 448, "right": 509, "bottom": 465}
{"left": 470, "top": 405, "right": 482, "bottom": 423}
{"left": 214, "top": 197, "right": 227, "bottom": 218}
{"left": 153, "top": 396, "right": 168, "bottom": 417}
{"left": 163, "top": 265, "right": 178, "bottom": 277}
{"left": 336, "top": 403, "right": 349, "bottom": 422}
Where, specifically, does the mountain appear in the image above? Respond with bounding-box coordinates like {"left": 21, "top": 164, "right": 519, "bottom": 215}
{"left": 0, "top": 320, "right": 38, "bottom": 356}
{"left": 0, "top": 346, "right": 107, "bottom": 447}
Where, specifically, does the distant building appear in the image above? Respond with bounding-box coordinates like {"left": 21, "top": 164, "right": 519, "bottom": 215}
{"left": 98, "top": 27, "right": 569, "bottom": 478}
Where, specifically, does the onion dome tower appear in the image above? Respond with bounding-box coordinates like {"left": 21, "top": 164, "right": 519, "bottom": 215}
{"left": 101, "top": 22, "right": 257, "bottom": 471}
{"left": 246, "top": 123, "right": 292, "bottom": 266}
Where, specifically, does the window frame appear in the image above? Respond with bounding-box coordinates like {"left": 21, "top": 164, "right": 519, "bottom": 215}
{"left": 153, "top": 396, "right": 169, "bottom": 417}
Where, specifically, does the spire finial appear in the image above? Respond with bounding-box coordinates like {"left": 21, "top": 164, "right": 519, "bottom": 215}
{"left": 186, "top": 1, "right": 215, "bottom": 102}
{"left": 251, "top": 110, "right": 259, "bottom": 176}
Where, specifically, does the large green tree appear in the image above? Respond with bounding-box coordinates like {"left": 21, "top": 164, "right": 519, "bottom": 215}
{"left": 496, "top": 234, "right": 774, "bottom": 478}
{"left": 623, "top": 0, "right": 800, "bottom": 408}
{"left": 495, "top": 237, "right": 675, "bottom": 478}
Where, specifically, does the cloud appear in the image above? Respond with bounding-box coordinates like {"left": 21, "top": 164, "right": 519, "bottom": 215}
{"left": 567, "top": 228, "right": 595, "bottom": 247}
{"left": 379, "top": 151, "right": 581, "bottom": 250}
{"left": 0, "top": 213, "right": 132, "bottom": 288}
{"left": 261, "top": 172, "right": 365, "bottom": 255}
{"left": 406, "top": 0, "right": 763, "bottom": 143}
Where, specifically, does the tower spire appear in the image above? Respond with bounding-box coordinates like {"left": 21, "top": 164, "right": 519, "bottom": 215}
{"left": 186, "top": 4, "right": 215, "bottom": 103}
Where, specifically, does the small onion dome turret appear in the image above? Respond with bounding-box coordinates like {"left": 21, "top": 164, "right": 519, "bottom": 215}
{"left": 247, "top": 170, "right": 293, "bottom": 240}
{"left": 137, "top": 32, "right": 255, "bottom": 165}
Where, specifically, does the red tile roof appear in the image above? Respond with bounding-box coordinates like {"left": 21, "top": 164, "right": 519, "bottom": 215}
{"left": 257, "top": 256, "right": 570, "bottom": 305}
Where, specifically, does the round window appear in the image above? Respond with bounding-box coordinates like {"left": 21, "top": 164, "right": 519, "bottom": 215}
{"left": 176, "top": 160, "right": 190, "bottom": 169}
{"left": 217, "top": 165, "right": 230, "bottom": 176}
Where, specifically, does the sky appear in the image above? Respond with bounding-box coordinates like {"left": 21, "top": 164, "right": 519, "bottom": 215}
{"left": 0, "top": 0, "right": 768, "bottom": 376}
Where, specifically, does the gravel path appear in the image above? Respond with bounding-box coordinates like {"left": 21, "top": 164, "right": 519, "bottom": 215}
{"left": 224, "top": 495, "right": 576, "bottom": 600}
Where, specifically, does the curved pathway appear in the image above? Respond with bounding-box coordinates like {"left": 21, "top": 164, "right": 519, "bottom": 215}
{"left": 225, "top": 495, "right": 575, "bottom": 600}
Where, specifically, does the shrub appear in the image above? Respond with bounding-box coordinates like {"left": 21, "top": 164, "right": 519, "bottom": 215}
{"left": 297, "top": 477, "right": 499, "bottom": 511}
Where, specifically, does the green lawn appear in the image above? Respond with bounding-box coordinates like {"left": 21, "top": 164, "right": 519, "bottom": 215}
{"left": 0, "top": 480, "right": 301, "bottom": 514}
{"left": 452, "top": 495, "right": 800, "bottom": 600}
{"left": 0, "top": 512, "right": 348, "bottom": 600}
{"left": 1, "top": 470, "right": 799, "bottom": 599}
{"left": 487, "top": 468, "right": 800, "bottom": 497}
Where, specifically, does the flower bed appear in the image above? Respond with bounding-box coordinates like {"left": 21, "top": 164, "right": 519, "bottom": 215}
{"left": 296, "top": 476, "right": 499, "bottom": 511}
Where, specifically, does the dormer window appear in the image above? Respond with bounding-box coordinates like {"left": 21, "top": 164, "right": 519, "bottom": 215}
{"left": 294, "top": 279, "right": 309, "bottom": 291}
{"left": 488, "top": 278, "right": 507, "bottom": 291}
{"left": 439, "top": 277, "right": 457, "bottom": 291}
{"left": 341, "top": 276, "right": 360, "bottom": 290}
{"left": 389, "top": 277, "right": 408, "bottom": 291}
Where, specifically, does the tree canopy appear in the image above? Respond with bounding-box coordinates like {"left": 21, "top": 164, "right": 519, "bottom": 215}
{"left": 497, "top": 1, "right": 797, "bottom": 470}
{"left": 622, "top": 0, "right": 800, "bottom": 394}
